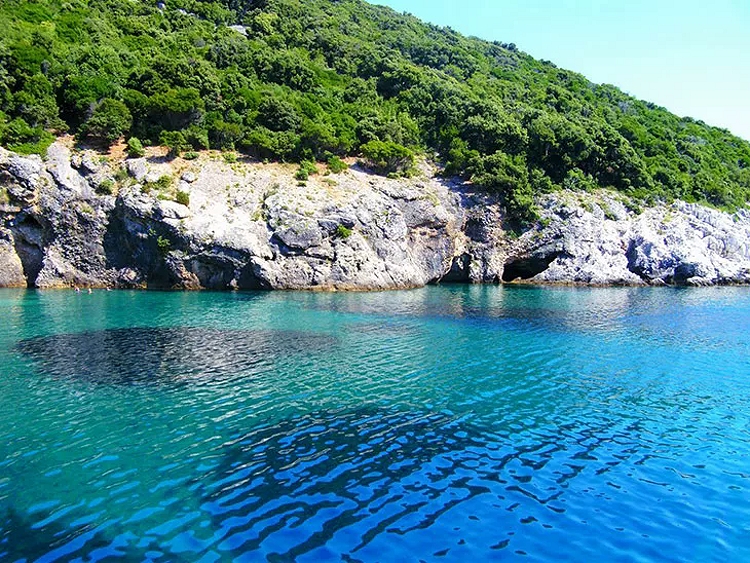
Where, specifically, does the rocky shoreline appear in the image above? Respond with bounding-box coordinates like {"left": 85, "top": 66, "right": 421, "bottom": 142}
{"left": 1, "top": 141, "right": 750, "bottom": 290}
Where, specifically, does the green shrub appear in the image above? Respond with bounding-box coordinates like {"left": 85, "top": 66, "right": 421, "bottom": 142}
{"left": 360, "top": 140, "right": 414, "bottom": 176}
{"left": 156, "top": 175, "right": 172, "bottom": 190}
{"left": 175, "top": 190, "right": 190, "bottom": 206}
{"left": 295, "top": 160, "right": 317, "bottom": 181}
{"left": 210, "top": 121, "right": 243, "bottom": 150}
{"left": 327, "top": 155, "right": 348, "bottom": 174}
{"left": 335, "top": 224, "right": 352, "bottom": 239}
{"left": 530, "top": 168, "right": 556, "bottom": 193}
{"left": 143, "top": 175, "right": 172, "bottom": 193}
{"left": 183, "top": 126, "right": 210, "bottom": 150}
{"left": 223, "top": 152, "right": 238, "bottom": 163}
{"left": 3, "top": 117, "right": 54, "bottom": 155}
{"left": 96, "top": 179, "right": 114, "bottom": 195}
{"left": 563, "top": 169, "right": 599, "bottom": 192}
{"left": 156, "top": 235, "right": 171, "bottom": 253}
{"left": 81, "top": 99, "right": 132, "bottom": 143}
{"left": 471, "top": 151, "right": 538, "bottom": 223}
{"left": 183, "top": 151, "right": 198, "bottom": 160}
{"left": 114, "top": 167, "right": 129, "bottom": 182}
{"left": 159, "top": 130, "right": 189, "bottom": 158}
{"left": 127, "top": 137, "right": 145, "bottom": 158}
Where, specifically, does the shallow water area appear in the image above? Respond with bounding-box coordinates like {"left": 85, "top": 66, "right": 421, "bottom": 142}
{"left": 1, "top": 286, "right": 749, "bottom": 562}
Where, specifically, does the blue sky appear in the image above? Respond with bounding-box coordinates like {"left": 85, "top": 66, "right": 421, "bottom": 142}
{"left": 370, "top": 0, "right": 750, "bottom": 141}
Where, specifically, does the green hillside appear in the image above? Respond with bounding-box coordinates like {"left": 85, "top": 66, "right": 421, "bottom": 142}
{"left": 1, "top": 0, "right": 749, "bottom": 220}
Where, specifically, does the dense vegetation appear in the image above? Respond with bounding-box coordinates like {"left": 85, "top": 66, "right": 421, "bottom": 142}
{"left": 1, "top": 0, "right": 749, "bottom": 220}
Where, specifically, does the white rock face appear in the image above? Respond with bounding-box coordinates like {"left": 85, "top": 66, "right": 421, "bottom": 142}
{"left": 0, "top": 230, "right": 25, "bottom": 287}
{"left": 504, "top": 194, "right": 750, "bottom": 286}
{"left": 1, "top": 140, "right": 750, "bottom": 289}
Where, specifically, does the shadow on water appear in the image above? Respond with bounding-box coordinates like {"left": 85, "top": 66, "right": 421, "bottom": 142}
{"left": 196, "top": 405, "right": 484, "bottom": 560}
{"left": 1, "top": 406, "right": 484, "bottom": 561}
{"left": 185, "top": 399, "right": 701, "bottom": 560}
{"left": 0, "top": 506, "right": 149, "bottom": 562}
{"left": 1, "top": 400, "right": 734, "bottom": 561}
{"left": 15, "top": 327, "right": 337, "bottom": 386}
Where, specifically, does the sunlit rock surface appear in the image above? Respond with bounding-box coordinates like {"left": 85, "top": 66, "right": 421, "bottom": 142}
{"left": 1, "top": 141, "right": 749, "bottom": 289}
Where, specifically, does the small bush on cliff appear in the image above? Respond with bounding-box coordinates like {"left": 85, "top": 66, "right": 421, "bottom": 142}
{"left": 143, "top": 175, "right": 172, "bottom": 193}
{"left": 295, "top": 160, "right": 317, "bottom": 181}
{"left": 327, "top": 156, "right": 348, "bottom": 174}
{"left": 156, "top": 236, "right": 171, "bottom": 254}
{"left": 156, "top": 175, "right": 172, "bottom": 190}
{"left": 96, "top": 179, "right": 114, "bottom": 195}
{"left": 335, "top": 224, "right": 353, "bottom": 239}
{"left": 114, "top": 167, "right": 129, "bottom": 183}
{"left": 1, "top": 117, "right": 54, "bottom": 155}
{"left": 127, "top": 137, "right": 145, "bottom": 158}
{"left": 159, "top": 131, "right": 189, "bottom": 159}
{"left": 175, "top": 190, "right": 190, "bottom": 206}
{"left": 360, "top": 140, "right": 414, "bottom": 176}
{"left": 470, "top": 151, "right": 539, "bottom": 224}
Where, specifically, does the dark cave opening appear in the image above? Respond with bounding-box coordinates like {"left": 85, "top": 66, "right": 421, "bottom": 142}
{"left": 502, "top": 253, "right": 558, "bottom": 282}
{"left": 12, "top": 215, "right": 45, "bottom": 287}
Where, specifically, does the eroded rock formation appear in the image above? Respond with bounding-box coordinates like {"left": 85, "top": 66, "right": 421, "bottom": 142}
{"left": 1, "top": 142, "right": 749, "bottom": 290}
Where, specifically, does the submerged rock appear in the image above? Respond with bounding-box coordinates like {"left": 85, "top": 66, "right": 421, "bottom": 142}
{"left": 1, "top": 141, "right": 750, "bottom": 289}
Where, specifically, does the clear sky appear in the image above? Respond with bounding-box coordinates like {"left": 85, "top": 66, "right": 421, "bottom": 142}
{"left": 369, "top": 0, "right": 750, "bottom": 141}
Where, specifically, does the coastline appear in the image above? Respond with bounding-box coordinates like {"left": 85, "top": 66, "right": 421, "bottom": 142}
{"left": 2, "top": 140, "right": 750, "bottom": 291}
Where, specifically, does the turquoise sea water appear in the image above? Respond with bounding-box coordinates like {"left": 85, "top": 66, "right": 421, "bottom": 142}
{"left": 1, "top": 286, "right": 749, "bottom": 562}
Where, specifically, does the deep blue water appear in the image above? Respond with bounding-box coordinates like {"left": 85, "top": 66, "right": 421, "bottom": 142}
{"left": 1, "top": 286, "right": 749, "bottom": 562}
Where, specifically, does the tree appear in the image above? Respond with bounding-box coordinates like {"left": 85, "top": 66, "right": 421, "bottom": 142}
{"left": 360, "top": 140, "right": 414, "bottom": 175}
{"left": 12, "top": 74, "right": 64, "bottom": 130}
{"left": 461, "top": 105, "right": 528, "bottom": 155}
{"left": 80, "top": 98, "right": 132, "bottom": 143}
{"left": 209, "top": 121, "right": 243, "bottom": 150}
{"left": 1, "top": 116, "right": 54, "bottom": 154}
{"left": 148, "top": 88, "right": 204, "bottom": 131}
{"left": 159, "top": 130, "right": 189, "bottom": 158}
{"left": 471, "top": 151, "right": 538, "bottom": 222}
{"left": 256, "top": 97, "right": 301, "bottom": 132}
{"left": 0, "top": 0, "right": 748, "bottom": 213}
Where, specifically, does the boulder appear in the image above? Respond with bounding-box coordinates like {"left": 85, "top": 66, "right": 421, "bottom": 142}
{"left": 126, "top": 159, "right": 149, "bottom": 183}
{"left": 274, "top": 224, "right": 324, "bottom": 251}
{"left": 181, "top": 171, "right": 198, "bottom": 183}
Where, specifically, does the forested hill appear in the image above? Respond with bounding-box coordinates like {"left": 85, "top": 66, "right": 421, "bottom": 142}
{"left": 1, "top": 0, "right": 749, "bottom": 220}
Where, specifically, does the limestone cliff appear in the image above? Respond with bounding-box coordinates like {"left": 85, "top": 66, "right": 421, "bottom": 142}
{"left": 1, "top": 141, "right": 749, "bottom": 290}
